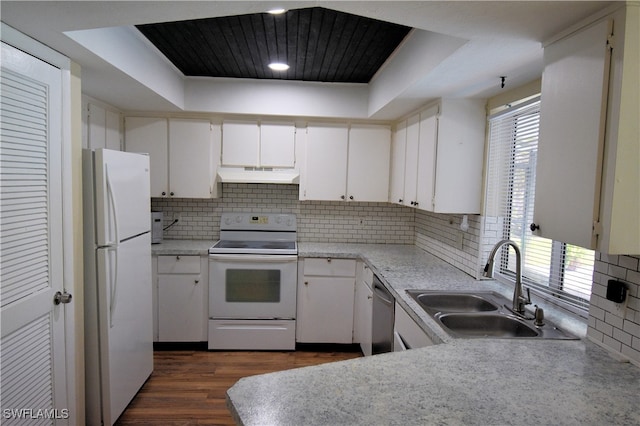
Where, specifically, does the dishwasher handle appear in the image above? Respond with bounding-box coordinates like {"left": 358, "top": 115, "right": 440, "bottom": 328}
{"left": 373, "top": 280, "right": 393, "bottom": 306}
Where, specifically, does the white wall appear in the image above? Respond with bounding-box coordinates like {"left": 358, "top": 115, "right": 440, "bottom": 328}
{"left": 66, "top": 26, "right": 185, "bottom": 109}
{"left": 368, "top": 28, "right": 466, "bottom": 117}
{"left": 185, "top": 78, "right": 370, "bottom": 119}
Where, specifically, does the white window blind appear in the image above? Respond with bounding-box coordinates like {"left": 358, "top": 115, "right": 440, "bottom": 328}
{"left": 486, "top": 97, "right": 594, "bottom": 313}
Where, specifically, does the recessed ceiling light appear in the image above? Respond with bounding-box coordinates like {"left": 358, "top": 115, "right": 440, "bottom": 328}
{"left": 268, "top": 62, "right": 290, "bottom": 71}
{"left": 267, "top": 8, "right": 286, "bottom": 15}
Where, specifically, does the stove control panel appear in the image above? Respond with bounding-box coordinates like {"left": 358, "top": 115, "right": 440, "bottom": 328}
{"left": 250, "top": 216, "right": 269, "bottom": 224}
{"left": 219, "top": 213, "right": 296, "bottom": 231}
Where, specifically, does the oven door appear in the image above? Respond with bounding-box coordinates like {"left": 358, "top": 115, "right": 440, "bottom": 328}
{"left": 209, "top": 254, "right": 297, "bottom": 319}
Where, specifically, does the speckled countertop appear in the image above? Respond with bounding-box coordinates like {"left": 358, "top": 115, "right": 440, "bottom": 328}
{"left": 152, "top": 241, "right": 640, "bottom": 425}
{"left": 229, "top": 243, "right": 640, "bottom": 426}
{"left": 151, "top": 239, "right": 215, "bottom": 256}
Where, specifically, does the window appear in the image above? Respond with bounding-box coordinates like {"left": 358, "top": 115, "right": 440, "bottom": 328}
{"left": 485, "top": 97, "right": 594, "bottom": 314}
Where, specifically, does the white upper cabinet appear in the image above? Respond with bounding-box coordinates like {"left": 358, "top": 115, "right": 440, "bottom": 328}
{"left": 124, "top": 117, "right": 169, "bottom": 197}
{"left": 169, "top": 118, "right": 218, "bottom": 198}
{"left": 533, "top": 5, "right": 639, "bottom": 254}
{"left": 86, "top": 102, "right": 121, "bottom": 151}
{"left": 301, "top": 123, "right": 391, "bottom": 202}
{"left": 346, "top": 125, "right": 391, "bottom": 202}
{"left": 430, "top": 100, "right": 485, "bottom": 213}
{"left": 415, "top": 106, "right": 438, "bottom": 210}
{"left": 392, "top": 100, "right": 485, "bottom": 213}
{"left": 389, "top": 121, "right": 407, "bottom": 205}
{"left": 260, "top": 122, "right": 296, "bottom": 168}
{"left": 221, "top": 120, "right": 259, "bottom": 167}
{"left": 302, "top": 124, "right": 349, "bottom": 201}
{"left": 221, "top": 120, "right": 296, "bottom": 168}
{"left": 402, "top": 114, "right": 420, "bottom": 208}
{"left": 125, "top": 117, "right": 219, "bottom": 198}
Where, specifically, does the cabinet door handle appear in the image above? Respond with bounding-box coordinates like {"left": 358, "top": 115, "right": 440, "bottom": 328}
{"left": 194, "top": 279, "right": 199, "bottom": 285}
{"left": 170, "top": 191, "right": 175, "bottom": 196}
{"left": 162, "top": 191, "right": 166, "bottom": 196}
{"left": 340, "top": 195, "right": 345, "bottom": 200}
{"left": 349, "top": 195, "right": 354, "bottom": 200}
{"left": 530, "top": 223, "right": 540, "bottom": 232}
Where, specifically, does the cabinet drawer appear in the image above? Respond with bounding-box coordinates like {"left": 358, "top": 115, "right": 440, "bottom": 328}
{"left": 157, "top": 255, "right": 201, "bottom": 274}
{"left": 303, "top": 258, "right": 356, "bottom": 277}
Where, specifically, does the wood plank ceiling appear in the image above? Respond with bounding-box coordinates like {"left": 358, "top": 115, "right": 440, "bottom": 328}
{"left": 136, "top": 7, "right": 411, "bottom": 83}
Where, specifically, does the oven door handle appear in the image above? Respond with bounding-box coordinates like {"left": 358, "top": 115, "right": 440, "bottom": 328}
{"left": 209, "top": 254, "right": 298, "bottom": 262}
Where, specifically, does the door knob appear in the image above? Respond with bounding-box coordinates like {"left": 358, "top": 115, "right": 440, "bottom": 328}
{"left": 54, "top": 291, "right": 73, "bottom": 305}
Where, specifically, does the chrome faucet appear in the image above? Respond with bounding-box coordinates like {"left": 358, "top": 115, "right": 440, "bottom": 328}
{"left": 483, "top": 239, "right": 531, "bottom": 315}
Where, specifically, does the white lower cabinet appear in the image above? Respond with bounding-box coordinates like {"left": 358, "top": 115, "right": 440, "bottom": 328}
{"left": 353, "top": 262, "right": 373, "bottom": 356}
{"left": 155, "top": 255, "right": 208, "bottom": 342}
{"left": 394, "top": 302, "right": 433, "bottom": 351}
{"left": 296, "top": 258, "right": 356, "bottom": 343}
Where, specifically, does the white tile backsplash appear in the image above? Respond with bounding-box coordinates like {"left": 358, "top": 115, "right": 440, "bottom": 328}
{"left": 588, "top": 253, "right": 640, "bottom": 365}
{"left": 151, "top": 183, "right": 413, "bottom": 244}
{"left": 414, "top": 210, "right": 483, "bottom": 278}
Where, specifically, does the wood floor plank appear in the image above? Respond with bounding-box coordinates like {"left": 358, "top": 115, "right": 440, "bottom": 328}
{"left": 115, "top": 345, "right": 361, "bottom": 425}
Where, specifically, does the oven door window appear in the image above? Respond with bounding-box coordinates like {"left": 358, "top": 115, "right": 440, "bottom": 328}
{"left": 226, "top": 269, "right": 281, "bottom": 303}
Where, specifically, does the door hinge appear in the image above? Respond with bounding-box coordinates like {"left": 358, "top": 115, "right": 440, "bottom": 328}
{"left": 607, "top": 33, "right": 615, "bottom": 50}
{"left": 592, "top": 221, "right": 603, "bottom": 236}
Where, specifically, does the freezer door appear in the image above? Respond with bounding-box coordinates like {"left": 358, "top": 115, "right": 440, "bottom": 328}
{"left": 94, "top": 148, "right": 151, "bottom": 245}
{"left": 95, "top": 234, "right": 153, "bottom": 425}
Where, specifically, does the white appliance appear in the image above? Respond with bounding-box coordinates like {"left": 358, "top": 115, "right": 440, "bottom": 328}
{"left": 83, "top": 149, "right": 154, "bottom": 426}
{"left": 151, "top": 211, "right": 163, "bottom": 243}
{"left": 208, "top": 213, "right": 297, "bottom": 350}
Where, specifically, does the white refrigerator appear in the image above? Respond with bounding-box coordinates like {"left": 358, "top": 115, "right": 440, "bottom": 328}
{"left": 83, "top": 148, "right": 154, "bottom": 426}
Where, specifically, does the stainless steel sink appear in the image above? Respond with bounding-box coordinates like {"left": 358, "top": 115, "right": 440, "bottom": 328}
{"left": 439, "top": 313, "right": 539, "bottom": 338}
{"left": 407, "top": 291, "right": 499, "bottom": 315}
{"left": 406, "top": 290, "right": 578, "bottom": 340}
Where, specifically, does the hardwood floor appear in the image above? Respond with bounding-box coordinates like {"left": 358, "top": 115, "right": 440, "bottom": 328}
{"left": 115, "top": 344, "right": 362, "bottom": 425}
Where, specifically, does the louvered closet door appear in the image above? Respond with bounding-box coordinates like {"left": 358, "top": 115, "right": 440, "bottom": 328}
{"left": 0, "top": 42, "right": 69, "bottom": 424}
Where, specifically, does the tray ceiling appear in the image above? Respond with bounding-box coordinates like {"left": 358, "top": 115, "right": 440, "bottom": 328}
{"left": 136, "top": 7, "right": 411, "bottom": 83}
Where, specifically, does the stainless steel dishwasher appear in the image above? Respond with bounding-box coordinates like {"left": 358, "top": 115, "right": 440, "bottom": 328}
{"left": 372, "top": 275, "right": 394, "bottom": 354}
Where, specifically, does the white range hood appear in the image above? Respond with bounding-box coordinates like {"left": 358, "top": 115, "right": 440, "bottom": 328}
{"left": 217, "top": 167, "right": 300, "bottom": 184}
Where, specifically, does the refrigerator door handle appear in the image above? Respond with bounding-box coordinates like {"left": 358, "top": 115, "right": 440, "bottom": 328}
{"left": 108, "top": 246, "right": 119, "bottom": 328}
{"left": 105, "top": 164, "right": 120, "bottom": 246}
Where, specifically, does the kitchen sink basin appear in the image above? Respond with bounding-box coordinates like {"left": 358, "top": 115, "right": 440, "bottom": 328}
{"left": 439, "top": 313, "right": 539, "bottom": 338}
{"left": 407, "top": 291, "right": 499, "bottom": 315}
{"left": 406, "top": 290, "right": 578, "bottom": 340}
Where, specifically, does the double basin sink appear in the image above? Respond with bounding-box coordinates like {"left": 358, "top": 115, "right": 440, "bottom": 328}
{"left": 406, "top": 290, "right": 578, "bottom": 340}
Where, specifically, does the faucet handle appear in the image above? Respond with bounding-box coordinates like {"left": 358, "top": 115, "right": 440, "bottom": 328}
{"left": 534, "top": 305, "right": 545, "bottom": 326}
{"left": 524, "top": 287, "right": 532, "bottom": 305}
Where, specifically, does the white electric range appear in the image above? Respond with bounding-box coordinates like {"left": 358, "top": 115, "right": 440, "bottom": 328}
{"left": 208, "top": 213, "right": 297, "bottom": 350}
